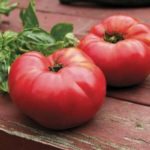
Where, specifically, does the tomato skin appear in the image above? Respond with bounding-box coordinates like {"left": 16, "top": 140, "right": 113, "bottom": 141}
{"left": 79, "top": 15, "right": 150, "bottom": 87}
{"left": 8, "top": 48, "right": 106, "bottom": 130}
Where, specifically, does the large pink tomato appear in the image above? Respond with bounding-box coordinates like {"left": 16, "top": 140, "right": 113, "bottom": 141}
{"left": 8, "top": 48, "right": 106, "bottom": 130}
{"left": 79, "top": 15, "right": 150, "bottom": 87}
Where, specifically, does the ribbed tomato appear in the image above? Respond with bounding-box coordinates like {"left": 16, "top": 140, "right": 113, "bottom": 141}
{"left": 8, "top": 48, "right": 106, "bottom": 129}
{"left": 79, "top": 15, "right": 150, "bottom": 87}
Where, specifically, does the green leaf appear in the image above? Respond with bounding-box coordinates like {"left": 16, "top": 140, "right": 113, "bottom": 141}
{"left": 16, "top": 26, "right": 79, "bottom": 56}
{"left": 0, "top": 32, "right": 3, "bottom": 49}
{"left": 0, "top": 0, "right": 18, "bottom": 15}
{"left": 2, "top": 31, "right": 18, "bottom": 48}
{"left": 0, "top": 81, "right": 8, "bottom": 93}
{"left": 63, "top": 32, "right": 79, "bottom": 47}
{"left": 51, "top": 23, "right": 73, "bottom": 41}
{"left": 16, "top": 28, "right": 55, "bottom": 55}
{"left": 0, "top": 31, "right": 18, "bottom": 93}
{"left": 20, "top": 0, "right": 39, "bottom": 28}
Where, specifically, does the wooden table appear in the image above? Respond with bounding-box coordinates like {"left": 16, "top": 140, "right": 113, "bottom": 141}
{"left": 0, "top": 1, "right": 150, "bottom": 149}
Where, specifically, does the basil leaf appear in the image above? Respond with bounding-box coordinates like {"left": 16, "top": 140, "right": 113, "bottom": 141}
{"left": 0, "top": 31, "right": 18, "bottom": 92}
{"left": 51, "top": 23, "right": 73, "bottom": 41}
{"left": 0, "top": 32, "right": 3, "bottom": 49}
{"left": 2, "top": 31, "right": 18, "bottom": 49}
{"left": 0, "top": 0, "right": 17, "bottom": 15}
{"left": 20, "top": 0, "right": 39, "bottom": 28}
{"left": 16, "top": 28, "right": 55, "bottom": 55}
{"left": 16, "top": 27, "right": 79, "bottom": 56}
{"left": 63, "top": 32, "right": 79, "bottom": 47}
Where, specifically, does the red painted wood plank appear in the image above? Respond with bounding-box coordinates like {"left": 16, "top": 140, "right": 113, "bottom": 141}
{"left": 0, "top": 8, "right": 98, "bottom": 34}
{"left": 0, "top": 131, "right": 59, "bottom": 150}
{"left": 0, "top": 9, "right": 22, "bottom": 32}
{"left": 0, "top": 94, "right": 150, "bottom": 150}
{"left": 37, "top": 1, "right": 150, "bottom": 23}
{"left": 108, "top": 76, "right": 150, "bottom": 106}
{"left": 15, "top": 0, "right": 150, "bottom": 23}
{"left": 36, "top": 11, "right": 98, "bottom": 34}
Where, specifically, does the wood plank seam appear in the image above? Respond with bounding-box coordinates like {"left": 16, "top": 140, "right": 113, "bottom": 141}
{"left": 106, "top": 95, "right": 150, "bottom": 107}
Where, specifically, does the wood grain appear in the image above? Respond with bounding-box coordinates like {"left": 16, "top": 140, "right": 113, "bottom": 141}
{"left": 0, "top": 8, "right": 97, "bottom": 35}
{"left": 108, "top": 76, "right": 150, "bottom": 106}
{"left": 15, "top": 0, "right": 150, "bottom": 23}
{"left": 0, "top": 94, "right": 150, "bottom": 150}
{"left": 0, "top": 131, "right": 59, "bottom": 150}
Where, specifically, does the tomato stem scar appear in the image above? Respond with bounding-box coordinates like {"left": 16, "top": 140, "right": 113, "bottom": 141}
{"left": 104, "top": 32, "right": 124, "bottom": 43}
{"left": 49, "top": 64, "right": 63, "bottom": 72}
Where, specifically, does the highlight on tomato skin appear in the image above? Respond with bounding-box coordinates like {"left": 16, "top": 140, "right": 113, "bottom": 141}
{"left": 8, "top": 48, "right": 106, "bottom": 130}
{"left": 78, "top": 15, "right": 150, "bottom": 87}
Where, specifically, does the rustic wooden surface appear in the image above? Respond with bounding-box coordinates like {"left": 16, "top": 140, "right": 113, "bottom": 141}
{"left": 0, "top": 0, "right": 150, "bottom": 149}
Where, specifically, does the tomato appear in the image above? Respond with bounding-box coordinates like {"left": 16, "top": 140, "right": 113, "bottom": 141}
{"left": 8, "top": 48, "right": 106, "bottom": 130}
{"left": 79, "top": 15, "right": 150, "bottom": 87}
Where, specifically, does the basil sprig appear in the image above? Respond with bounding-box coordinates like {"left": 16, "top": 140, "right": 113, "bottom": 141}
{"left": 0, "top": 0, "right": 79, "bottom": 93}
